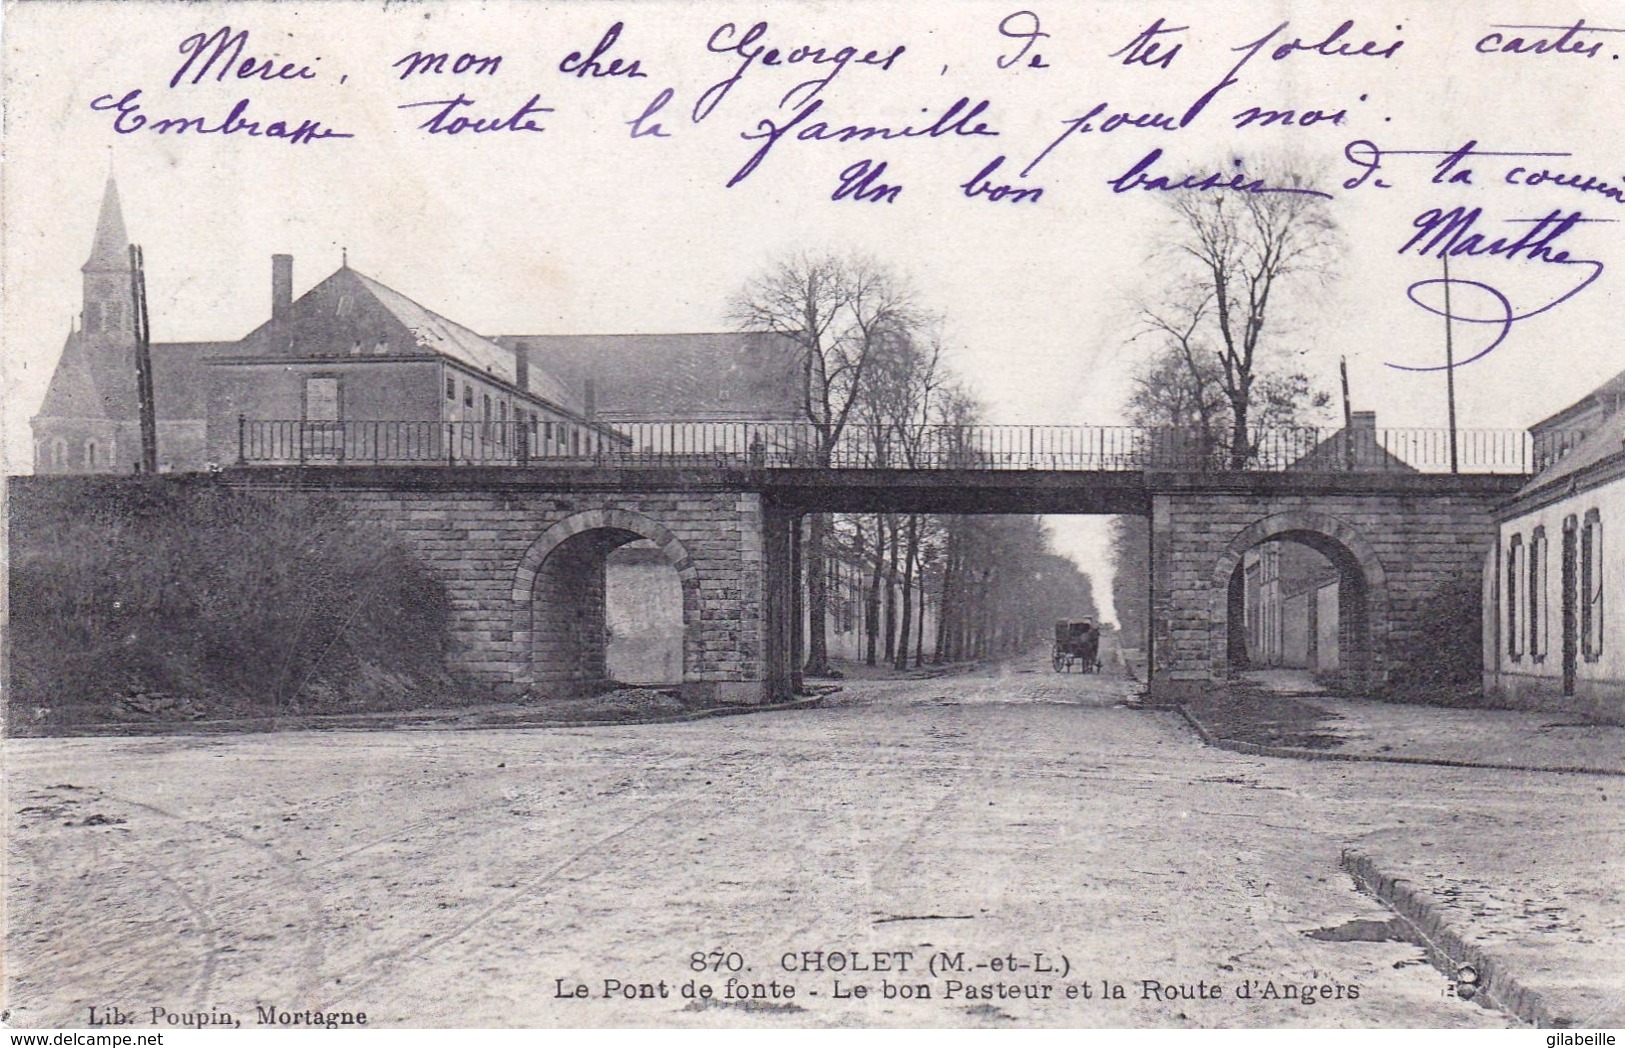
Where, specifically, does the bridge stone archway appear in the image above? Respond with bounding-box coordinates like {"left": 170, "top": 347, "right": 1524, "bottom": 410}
{"left": 224, "top": 455, "right": 1524, "bottom": 708}
{"left": 1146, "top": 482, "right": 1513, "bottom": 703}
{"left": 1207, "top": 511, "right": 1390, "bottom": 694}
{"left": 253, "top": 478, "right": 772, "bottom": 702}
{"left": 512, "top": 509, "right": 703, "bottom": 695}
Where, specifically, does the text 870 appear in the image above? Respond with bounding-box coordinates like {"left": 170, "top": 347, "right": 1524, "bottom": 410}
{"left": 691, "top": 951, "right": 746, "bottom": 973}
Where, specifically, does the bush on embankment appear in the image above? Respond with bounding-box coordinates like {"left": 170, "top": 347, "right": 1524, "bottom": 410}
{"left": 7, "top": 476, "right": 459, "bottom": 731}
{"left": 1386, "top": 572, "right": 1484, "bottom": 707}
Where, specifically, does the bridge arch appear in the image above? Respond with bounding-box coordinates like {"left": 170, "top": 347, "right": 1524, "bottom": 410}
{"left": 511, "top": 509, "right": 702, "bottom": 693}
{"left": 1208, "top": 510, "right": 1390, "bottom": 694}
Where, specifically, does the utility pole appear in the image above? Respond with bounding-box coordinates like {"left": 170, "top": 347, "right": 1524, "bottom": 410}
{"left": 1442, "top": 253, "right": 1459, "bottom": 473}
{"left": 128, "top": 244, "right": 158, "bottom": 475}
{"left": 1340, "top": 356, "right": 1354, "bottom": 472}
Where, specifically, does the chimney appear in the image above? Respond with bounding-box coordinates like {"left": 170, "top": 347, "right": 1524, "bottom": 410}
{"left": 1348, "top": 410, "right": 1378, "bottom": 470}
{"left": 513, "top": 341, "right": 530, "bottom": 391}
{"left": 272, "top": 254, "right": 293, "bottom": 322}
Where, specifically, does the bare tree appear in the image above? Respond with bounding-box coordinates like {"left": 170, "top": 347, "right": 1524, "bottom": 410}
{"left": 730, "top": 251, "right": 923, "bottom": 676}
{"left": 883, "top": 331, "right": 947, "bottom": 669}
{"left": 1154, "top": 166, "right": 1342, "bottom": 467}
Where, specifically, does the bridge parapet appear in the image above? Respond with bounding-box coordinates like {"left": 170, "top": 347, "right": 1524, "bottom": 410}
{"left": 236, "top": 419, "right": 1535, "bottom": 475}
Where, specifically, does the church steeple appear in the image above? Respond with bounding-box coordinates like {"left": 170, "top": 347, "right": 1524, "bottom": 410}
{"left": 83, "top": 174, "right": 130, "bottom": 273}
{"left": 80, "top": 173, "right": 133, "bottom": 336}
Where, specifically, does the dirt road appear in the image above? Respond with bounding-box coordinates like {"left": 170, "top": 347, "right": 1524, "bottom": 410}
{"left": 9, "top": 658, "right": 1597, "bottom": 1028}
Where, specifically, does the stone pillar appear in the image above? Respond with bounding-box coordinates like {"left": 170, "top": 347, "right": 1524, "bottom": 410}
{"left": 762, "top": 501, "right": 797, "bottom": 702}
{"left": 1147, "top": 493, "right": 1206, "bottom": 703}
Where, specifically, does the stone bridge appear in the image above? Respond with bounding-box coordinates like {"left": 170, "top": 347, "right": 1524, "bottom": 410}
{"left": 227, "top": 461, "right": 1526, "bottom": 704}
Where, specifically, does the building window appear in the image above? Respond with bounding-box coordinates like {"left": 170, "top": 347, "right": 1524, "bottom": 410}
{"left": 51, "top": 437, "right": 68, "bottom": 470}
{"left": 498, "top": 401, "right": 508, "bottom": 449}
{"left": 1529, "top": 526, "right": 1548, "bottom": 661}
{"left": 571, "top": 427, "right": 581, "bottom": 456}
{"left": 85, "top": 440, "right": 98, "bottom": 468}
{"left": 516, "top": 410, "right": 533, "bottom": 457}
{"left": 304, "top": 376, "right": 341, "bottom": 421}
{"left": 1506, "top": 533, "right": 1522, "bottom": 660}
{"left": 1583, "top": 509, "right": 1604, "bottom": 661}
{"left": 463, "top": 384, "right": 474, "bottom": 408}
{"left": 446, "top": 376, "right": 456, "bottom": 400}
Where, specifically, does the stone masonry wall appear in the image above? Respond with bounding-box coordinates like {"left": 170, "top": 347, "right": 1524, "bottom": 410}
{"left": 333, "top": 489, "right": 767, "bottom": 700}
{"left": 1151, "top": 490, "right": 1505, "bottom": 699}
{"left": 531, "top": 530, "right": 612, "bottom": 689}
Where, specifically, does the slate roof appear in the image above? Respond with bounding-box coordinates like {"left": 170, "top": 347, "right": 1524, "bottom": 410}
{"left": 1288, "top": 424, "right": 1417, "bottom": 473}
{"left": 348, "top": 271, "right": 517, "bottom": 380}
{"left": 151, "top": 343, "right": 217, "bottom": 419}
{"left": 231, "top": 267, "right": 579, "bottom": 411}
{"left": 1518, "top": 406, "right": 1625, "bottom": 499}
{"left": 496, "top": 331, "right": 806, "bottom": 421}
{"left": 1531, "top": 364, "right": 1625, "bottom": 433}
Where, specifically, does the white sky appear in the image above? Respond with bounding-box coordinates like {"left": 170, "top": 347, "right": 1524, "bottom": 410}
{"left": 4, "top": 0, "right": 1621, "bottom": 624}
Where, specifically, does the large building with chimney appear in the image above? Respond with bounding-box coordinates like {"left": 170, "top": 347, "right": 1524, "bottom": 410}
{"left": 205, "top": 260, "right": 624, "bottom": 466}
{"left": 31, "top": 176, "right": 804, "bottom": 474}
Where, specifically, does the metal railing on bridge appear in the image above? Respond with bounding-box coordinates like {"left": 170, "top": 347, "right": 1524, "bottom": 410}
{"left": 235, "top": 419, "right": 1534, "bottom": 474}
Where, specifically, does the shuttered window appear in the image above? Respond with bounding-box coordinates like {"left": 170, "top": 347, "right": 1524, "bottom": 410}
{"left": 1583, "top": 510, "right": 1604, "bottom": 661}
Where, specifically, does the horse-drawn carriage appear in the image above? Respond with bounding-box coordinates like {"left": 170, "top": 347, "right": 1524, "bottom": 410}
{"left": 1053, "top": 619, "right": 1102, "bottom": 673}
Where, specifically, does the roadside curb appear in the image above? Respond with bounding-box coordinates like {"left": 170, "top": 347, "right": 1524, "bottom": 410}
{"left": 474, "top": 692, "right": 832, "bottom": 732}
{"left": 11, "top": 693, "right": 832, "bottom": 739}
{"left": 1174, "top": 702, "right": 1625, "bottom": 778}
{"left": 1341, "top": 848, "right": 1557, "bottom": 1027}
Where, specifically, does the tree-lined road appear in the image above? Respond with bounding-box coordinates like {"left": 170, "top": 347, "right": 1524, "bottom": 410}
{"left": 6, "top": 660, "right": 1554, "bottom": 1028}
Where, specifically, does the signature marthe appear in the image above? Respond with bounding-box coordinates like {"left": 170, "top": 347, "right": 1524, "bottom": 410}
{"left": 1390, "top": 207, "right": 1606, "bottom": 372}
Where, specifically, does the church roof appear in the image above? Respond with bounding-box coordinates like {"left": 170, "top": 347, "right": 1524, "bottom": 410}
{"left": 495, "top": 331, "right": 807, "bottom": 421}
{"left": 34, "top": 333, "right": 112, "bottom": 420}
{"left": 33, "top": 334, "right": 220, "bottom": 423}
{"left": 82, "top": 175, "right": 130, "bottom": 273}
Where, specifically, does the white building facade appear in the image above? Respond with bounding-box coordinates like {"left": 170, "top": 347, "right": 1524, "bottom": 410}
{"left": 1485, "top": 373, "right": 1625, "bottom": 725}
